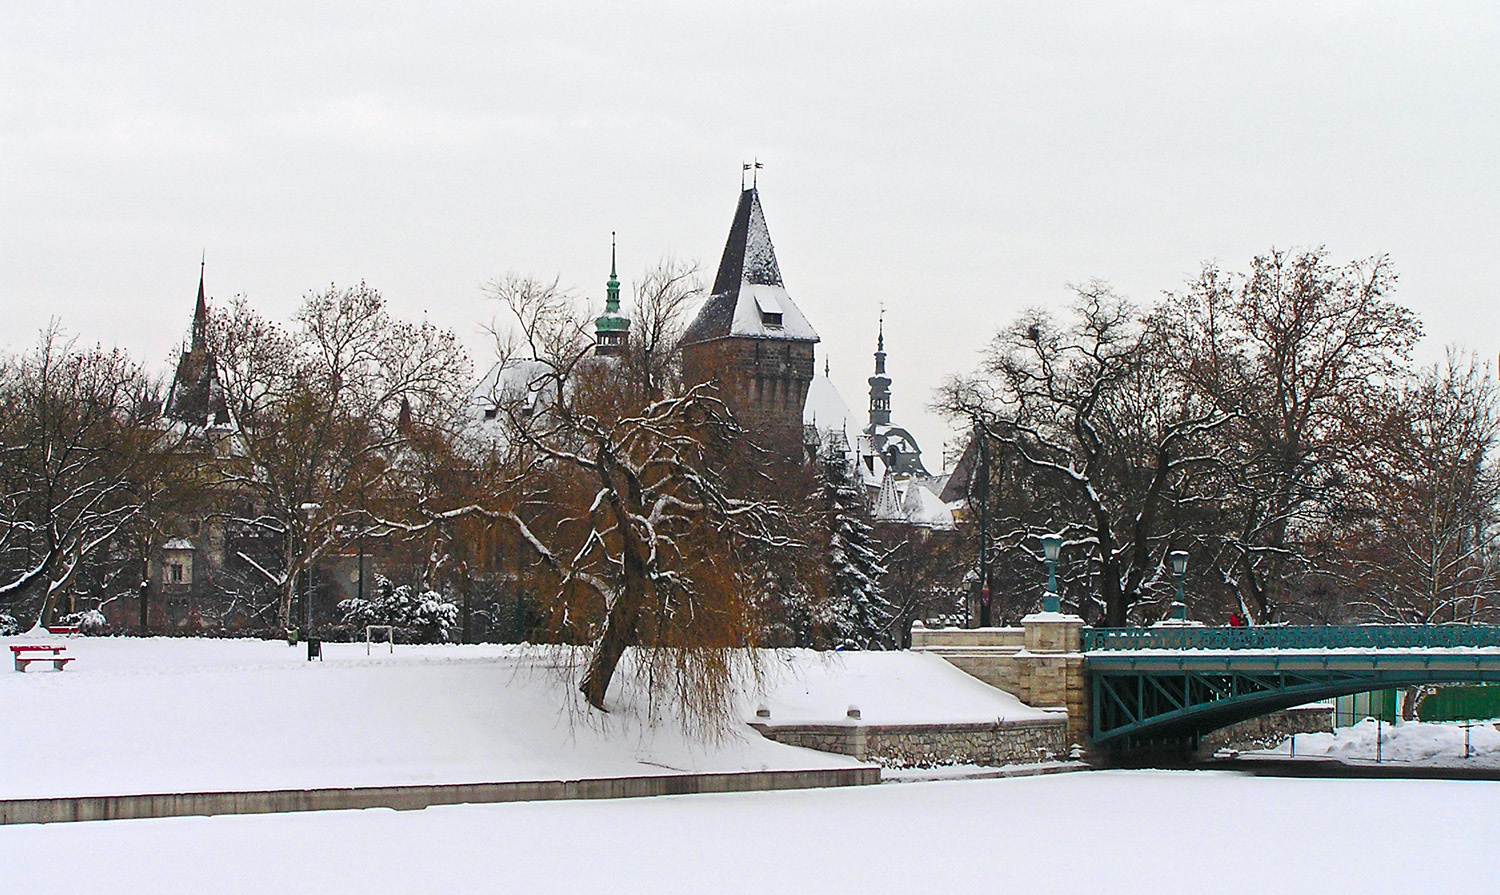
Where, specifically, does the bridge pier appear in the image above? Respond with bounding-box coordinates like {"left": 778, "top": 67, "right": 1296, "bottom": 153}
{"left": 913, "top": 612, "right": 1090, "bottom": 746}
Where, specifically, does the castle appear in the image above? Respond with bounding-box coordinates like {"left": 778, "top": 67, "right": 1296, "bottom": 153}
{"left": 129, "top": 179, "right": 954, "bottom": 632}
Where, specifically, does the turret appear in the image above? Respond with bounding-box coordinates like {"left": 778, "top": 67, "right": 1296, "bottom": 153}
{"left": 594, "top": 233, "right": 630, "bottom": 357}
{"left": 868, "top": 311, "right": 891, "bottom": 427}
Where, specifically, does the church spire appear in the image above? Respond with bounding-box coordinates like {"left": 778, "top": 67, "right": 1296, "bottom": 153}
{"left": 192, "top": 254, "right": 208, "bottom": 352}
{"left": 868, "top": 309, "right": 891, "bottom": 427}
{"left": 594, "top": 232, "right": 630, "bottom": 357}
{"left": 605, "top": 232, "right": 621, "bottom": 313}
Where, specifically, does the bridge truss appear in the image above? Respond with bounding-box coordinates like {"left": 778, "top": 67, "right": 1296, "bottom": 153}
{"left": 1082, "top": 626, "right": 1500, "bottom": 751}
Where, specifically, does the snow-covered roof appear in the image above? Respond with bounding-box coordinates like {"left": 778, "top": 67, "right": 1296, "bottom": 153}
{"left": 683, "top": 187, "right": 820, "bottom": 345}
{"left": 803, "top": 370, "right": 858, "bottom": 438}
{"left": 900, "top": 480, "right": 956, "bottom": 530}
{"left": 162, "top": 537, "right": 195, "bottom": 551}
{"left": 872, "top": 474, "right": 956, "bottom": 530}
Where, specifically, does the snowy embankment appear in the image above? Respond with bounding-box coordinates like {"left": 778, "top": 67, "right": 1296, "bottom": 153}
{"left": 1258, "top": 716, "right": 1500, "bottom": 767}
{"left": 3, "top": 772, "right": 1495, "bottom": 895}
{"left": 0, "top": 637, "right": 1039, "bottom": 800}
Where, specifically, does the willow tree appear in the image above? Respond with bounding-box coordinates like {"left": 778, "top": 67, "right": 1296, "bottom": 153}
{"left": 477, "top": 272, "right": 810, "bottom": 732}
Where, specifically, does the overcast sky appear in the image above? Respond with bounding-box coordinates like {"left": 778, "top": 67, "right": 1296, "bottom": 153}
{"left": 4, "top": 2, "right": 1497, "bottom": 465}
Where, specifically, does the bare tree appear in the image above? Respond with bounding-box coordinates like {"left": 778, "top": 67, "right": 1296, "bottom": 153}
{"left": 1340, "top": 353, "right": 1500, "bottom": 623}
{"left": 0, "top": 326, "right": 176, "bottom": 625}
{"left": 1158, "top": 249, "right": 1421, "bottom": 622}
{"left": 941, "top": 284, "right": 1230, "bottom": 626}
{"left": 208, "top": 285, "right": 470, "bottom": 629}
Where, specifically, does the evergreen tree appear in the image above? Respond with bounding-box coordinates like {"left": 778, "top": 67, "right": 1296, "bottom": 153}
{"left": 818, "top": 435, "right": 894, "bottom": 649}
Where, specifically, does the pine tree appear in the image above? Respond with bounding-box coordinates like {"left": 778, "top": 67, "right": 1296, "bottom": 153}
{"left": 818, "top": 435, "right": 894, "bottom": 649}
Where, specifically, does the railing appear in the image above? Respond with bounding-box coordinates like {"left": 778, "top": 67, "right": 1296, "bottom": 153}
{"left": 1081, "top": 625, "right": 1500, "bottom": 652}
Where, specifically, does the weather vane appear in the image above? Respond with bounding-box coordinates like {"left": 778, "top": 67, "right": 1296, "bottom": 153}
{"left": 742, "top": 158, "right": 763, "bottom": 189}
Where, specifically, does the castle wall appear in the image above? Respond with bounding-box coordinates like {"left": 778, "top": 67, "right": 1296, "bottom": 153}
{"left": 683, "top": 336, "right": 815, "bottom": 449}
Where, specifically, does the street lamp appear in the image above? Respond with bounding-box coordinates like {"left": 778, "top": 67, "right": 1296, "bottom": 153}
{"left": 1041, "top": 534, "right": 1063, "bottom": 613}
{"left": 300, "top": 502, "right": 322, "bottom": 661}
{"left": 1169, "top": 549, "right": 1188, "bottom": 620}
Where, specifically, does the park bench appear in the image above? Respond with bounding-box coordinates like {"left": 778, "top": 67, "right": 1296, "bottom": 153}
{"left": 44, "top": 625, "right": 80, "bottom": 635}
{"left": 10, "top": 644, "right": 75, "bottom": 672}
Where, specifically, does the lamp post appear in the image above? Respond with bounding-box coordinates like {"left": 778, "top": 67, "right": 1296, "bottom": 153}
{"left": 300, "top": 502, "right": 321, "bottom": 660}
{"left": 1041, "top": 534, "right": 1062, "bottom": 613}
{"left": 1169, "top": 549, "right": 1188, "bottom": 620}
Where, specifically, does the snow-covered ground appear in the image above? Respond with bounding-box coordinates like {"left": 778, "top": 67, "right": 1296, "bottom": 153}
{"left": 0, "top": 636, "right": 1045, "bottom": 799}
{"left": 753, "top": 649, "right": 1055, "bottom": 725}
{"left": 1257, "top": 716, "right": 1500, "bottom": 767}
{"left": 2, "top": 771, "right": 1494, "bottom": 894}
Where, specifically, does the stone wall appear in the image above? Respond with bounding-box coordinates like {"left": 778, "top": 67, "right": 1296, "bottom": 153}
{"left": 682, "top": 336, "right": 815, "bottom": 450}
{"left": 751, "top": 718, "right": 1068, "bottom": 767}
{"left": 912, "top": 616, "right": 1091, "bottom": 744}
{"left": 0, "top": 767, "right": 880, "bottom": 826}
{"left": 1198, "top": 705, "right": 1333, "bottom": 753}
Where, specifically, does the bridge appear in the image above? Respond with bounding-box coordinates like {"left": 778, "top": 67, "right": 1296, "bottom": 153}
{"left": 1084, "top": 625, "right": 1500, "bottom": 752}
{"left": 912, "top": 618, "right": 1500, "bottom": 756}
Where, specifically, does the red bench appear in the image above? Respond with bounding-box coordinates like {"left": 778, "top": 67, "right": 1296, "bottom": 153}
{"left": 44, "top": 625, "right": 80, "bottom": 635}
{"left": 9, "top": 644, "right": 75, "bottom": 672}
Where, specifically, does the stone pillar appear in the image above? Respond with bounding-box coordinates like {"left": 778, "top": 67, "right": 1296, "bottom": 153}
{"left": 1020, "top": 612, "right": 1089, "bottom": 745}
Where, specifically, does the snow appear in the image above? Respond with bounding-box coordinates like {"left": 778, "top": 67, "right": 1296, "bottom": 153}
{"left": 728, "top": 283, "right": 819, "bottom": 341}
{"left": 0, "top": 637, "right": 868, "bottom": 800}
{"left": 2, "top": 771, "right": 1495, "bottom": 894}
{"left": 0, "top": 639, "right": 1048, "bottom": 800}
{"left": 802, "top": 369, "right": 857, "bottom": 437}
{"left": 752, "top": 651, "right": 1056, "bottom": 726}
{"left": 899, "top": 478, "right": 955, "bottom": 529}
{"left": 1257, "top": 717, "right": 1500, "bottom": 767}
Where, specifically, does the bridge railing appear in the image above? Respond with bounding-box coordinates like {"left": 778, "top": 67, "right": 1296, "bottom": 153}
{"left": 1081, "top": 625, "right": 1500, "bottom": 652}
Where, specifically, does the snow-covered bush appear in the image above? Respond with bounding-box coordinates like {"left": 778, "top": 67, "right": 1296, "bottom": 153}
{"left": 338, "top": 575, "right": 459, "bottom": 643}
{"left": 58, "top": 609, "right": 108, "bottom": 634}
{"left": 0, "top": 612, "right": 19, "bottom": 636}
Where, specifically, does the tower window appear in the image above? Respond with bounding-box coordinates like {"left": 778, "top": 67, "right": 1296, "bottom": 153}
{"left": 754, "top": 292, "right": 784, "bottom": 329}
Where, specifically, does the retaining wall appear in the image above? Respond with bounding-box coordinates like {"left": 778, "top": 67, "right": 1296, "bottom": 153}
{"left": 751, "top": 718, "right": 1068, "bottom": 767}
{"left": 0, "top": 767, "right": 879, "bottom": 826}
{"left": 1200, "top": 705, "right": 1333, "bottom": 752}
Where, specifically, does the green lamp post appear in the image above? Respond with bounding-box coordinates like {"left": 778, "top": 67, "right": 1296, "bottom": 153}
{"left": 1041, "top": 534, "right": 1063, "bottom": 613}
{"left": 1169, "top": 549, "right": 1188, "bottom": 620}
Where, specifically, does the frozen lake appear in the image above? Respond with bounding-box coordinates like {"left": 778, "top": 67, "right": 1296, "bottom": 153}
{"left": 2, "top": 770, "right": 1492, "bottom": 894}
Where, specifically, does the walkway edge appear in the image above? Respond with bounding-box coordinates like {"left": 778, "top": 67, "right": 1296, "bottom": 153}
{"left": 0, "top": 766, "right": 881, "bottom": 826}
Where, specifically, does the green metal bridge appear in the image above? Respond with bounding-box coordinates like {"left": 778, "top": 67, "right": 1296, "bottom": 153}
{"left": 1082, "top": 625, "right": 1500, "bottom": 751}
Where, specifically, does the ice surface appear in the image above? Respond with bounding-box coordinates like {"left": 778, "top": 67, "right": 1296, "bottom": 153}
{"left": 1, "top": 771, "right": 1493, "bottom": 894}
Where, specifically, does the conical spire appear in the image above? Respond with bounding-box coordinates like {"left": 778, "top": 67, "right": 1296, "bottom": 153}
{"left": 710, "top": 186, "right": 783, "bottom": 296}
{"left": 682, "top": 183, "right": 817, "bottom": 346}
{"left": 192, "top": 255, "right": 208, "bottom": 352}
{"left": 605, "top": 232, "right": 621, "bottom": 314}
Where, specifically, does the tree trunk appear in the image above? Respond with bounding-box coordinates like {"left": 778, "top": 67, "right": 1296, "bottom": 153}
{"left": 579, "top": 532, "right": 651, "bottom": 710}
{"left": 579, "top": 587, "right": 643, "bottom": 710}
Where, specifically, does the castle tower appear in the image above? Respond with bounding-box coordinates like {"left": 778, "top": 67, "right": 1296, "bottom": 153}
{"left": 164, "top": 259, "right": 229, "bottom": 428}
{"left": 868, "top": 311, "right": 892, "bottom": 428}
{"left": 682, "top": 185, "right": 819, "bottom": 450}
{"left": 594, "top": 233, "right": 631, "bottom": 357}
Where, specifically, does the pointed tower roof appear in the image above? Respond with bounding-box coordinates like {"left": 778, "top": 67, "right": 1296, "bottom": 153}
{"left": 682, "top": 187, "right": 819, "bottom": 345}
{"left": 191, "top": 256, "right": 209, "bottom": 352}
{"left": 165, "top": 259, "right": 230, "bottom": 428}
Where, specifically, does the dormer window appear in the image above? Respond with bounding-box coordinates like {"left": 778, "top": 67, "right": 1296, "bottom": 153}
{"left": 754, "top": 292, "right": 784, "bottom": 329}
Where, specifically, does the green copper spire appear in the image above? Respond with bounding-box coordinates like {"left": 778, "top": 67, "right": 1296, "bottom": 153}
{"left": 606, "top": 231, "right": 621, "bottom": 313}
{"left": 595, "top": 231, "right": 630, "bottom": 356}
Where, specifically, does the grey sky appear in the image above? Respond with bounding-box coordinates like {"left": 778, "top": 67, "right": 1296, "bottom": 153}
{"left": 4, "top": 2, "right": 1497, "bottom": 465}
